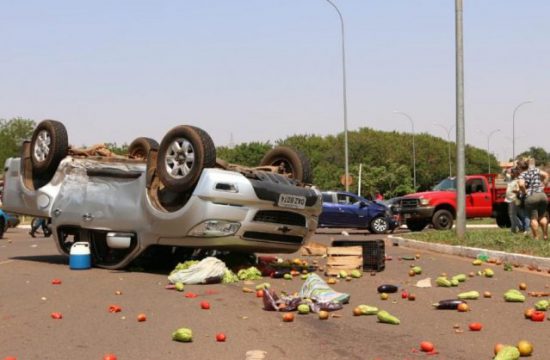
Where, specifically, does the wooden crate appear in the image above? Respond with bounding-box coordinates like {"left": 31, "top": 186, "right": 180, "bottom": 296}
{"left": 325, "top": 246, "right": 363, "bottom": 276}
{"left": 300, "top": 241, "right": 328, "bottom": 256}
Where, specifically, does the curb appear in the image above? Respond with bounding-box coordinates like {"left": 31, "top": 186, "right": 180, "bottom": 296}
{"left": 388, "top": 235, "right": 550, "bottom": 270}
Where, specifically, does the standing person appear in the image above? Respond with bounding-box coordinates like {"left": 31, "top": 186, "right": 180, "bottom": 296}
{"left": 517, "top": 159, "right": 549, "bottom": 240}
{"left": 29, "top": 217, "right": 51, "bottom": 237}
{"left": 504, "top": 168, "right": 522, "bottom": 233}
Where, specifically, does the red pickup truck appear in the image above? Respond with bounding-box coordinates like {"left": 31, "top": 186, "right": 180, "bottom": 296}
{"left": 396, "top": 174, "right": 550, "bottom": 231}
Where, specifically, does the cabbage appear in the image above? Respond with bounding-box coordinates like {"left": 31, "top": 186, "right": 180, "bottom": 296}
{"left": 237, "top": 267, "right": 262, "bottom": 280}
{"left": 172, "top": 328, "right": 193, "bottom": 342}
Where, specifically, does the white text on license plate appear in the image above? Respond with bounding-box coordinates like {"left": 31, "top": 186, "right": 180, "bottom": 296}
{"left": 278, "top": 194, "right": 306, "bottom": 209}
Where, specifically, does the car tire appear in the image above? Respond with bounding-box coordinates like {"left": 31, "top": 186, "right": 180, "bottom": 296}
{"left": 432, "top": 209, "right": 453, "bottom": 230}
{"left": 495, "top": 208, "right": 511, "bottom": 228}
{"left": 259, "top": 146, "right": 313, "bottom": 184}
{"left": 369, "top": 216, "right": 389, "bottom": 234}
{"left": 406, "top": 220, "right": 426, "bottom": 232}
{"left": 156, "top": 125, "right": 216, "bottom": 192}
{"left": 128, "top": 137, "right": 159, "bottom": 160}
{"left": 30, "top": 120, "right": 69, "bottom": 177}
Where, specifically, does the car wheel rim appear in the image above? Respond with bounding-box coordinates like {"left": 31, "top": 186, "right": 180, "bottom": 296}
{"left": 33, "top": 130, "right": 51, "bottom": 163}
{"left": 165, "top": 137, "right": 195, "bottom": 179}
{"left": 373, "top": 218, "right": 388, "bottom": 232}
{"left": 438, "top": 216, "right": 450, "bottom": 228}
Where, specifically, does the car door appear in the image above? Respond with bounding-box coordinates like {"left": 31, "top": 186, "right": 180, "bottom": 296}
{"left": 466, "top": 178, "right": 492, "bottom": 217}
{"left": 333, "top": 193, "right": 366, "bottom": 228}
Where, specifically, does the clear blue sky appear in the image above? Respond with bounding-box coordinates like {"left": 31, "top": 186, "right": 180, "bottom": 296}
{"left": 1, "top": 1, "right": 548, "bottom": 162}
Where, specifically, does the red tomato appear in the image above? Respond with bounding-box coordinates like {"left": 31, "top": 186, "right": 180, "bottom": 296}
{"left": 468, "top": 322, "right": 483, "bottom": 331}
{"left": 137, "top": 313, "right": 147, "bottom": 322}
{"left": 50, "top": 312, "right": 63, "bottom": 320}
{"left": 215, "top": 333, "right": 227, "bottom": 342}
{"left": 108, "top": 305, "right": 122, "bottom": 313}
{"left": 103, "top": 354, "right": 117, "bottom": 360}
{"left": 4, "top": 356, "right": 17, "bottom": 360}
{"left": 401, "top": 291, "right": 408, "bottom": 299}
{"left": 51, "top": 279, "right": 62, "bottom": 285}
{"left": 200, "top": 301, "right": 210, "bottom": 310}
{"left": 420, "top": 341, "right": 435, "bottom": 352}
{"left": 184, "top": 292, "right": 198, "bottom": 298}
{"left": 256, "top": 289, "right": 264, "bottom": 298}
{"left": 530, "top": 311, "right": 545, "bottom": 322}
{"left": 282, "top": 313, "right": 295, "bottom": 322}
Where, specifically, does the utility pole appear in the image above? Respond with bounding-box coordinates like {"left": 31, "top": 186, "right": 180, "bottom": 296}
{"left": 455, "top": 0, "right": 466, "bottom": 240}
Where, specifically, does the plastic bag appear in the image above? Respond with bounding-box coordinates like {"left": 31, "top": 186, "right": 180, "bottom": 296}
{"left": 299, "top": 273, "right": 350, "bottom": 304}
{"left": 168, "top": 257, "right": 227, "bottom": 285}
{"left": 262, "top": 289, "right": 302, "bottom": 312}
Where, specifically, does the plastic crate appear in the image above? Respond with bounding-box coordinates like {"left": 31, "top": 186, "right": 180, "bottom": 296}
{"left": 331, "top": 239, "right": 385, "bottom": 272}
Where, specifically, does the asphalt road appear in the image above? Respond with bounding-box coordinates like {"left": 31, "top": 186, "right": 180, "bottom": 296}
{"left": 1, "top": 227, "right": 549, "bottom": 360}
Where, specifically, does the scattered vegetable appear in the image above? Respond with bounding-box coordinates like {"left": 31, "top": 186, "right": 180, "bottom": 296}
{"left": 518, "top": 282, "right": 527, "bottom": 290}
{"left": 484, "top": 268, "right": 494, "bottom": 277}
{"left": 380, "top": 293, "right": 389, "bottom": 300}
{"left": 457, "top": 291, "right": 480, "bottom": 300}
{"left": 436, "top": 277, "right": 452, "bottom": 287}
{"left": 534, "top": 299, "right": 549, "bottom": 311}
{"left": 408, "top": 293, "right": 416, "bottom": 301}
{"left": 175, "top": 282, "right": 185, "bottom": 292}
{"left": 530, "top": 311, "right": 545, "bottom": 322}
{"left": 377, "top": 284, "right": 398, "bottom": 293}
{"left": 432, "top": 299, "right": 466, "bottom": 310}
{"left": 457, "top": 303, "right": 469, "bottom": 312}
{"left": 451, "top": 274, "right": 466, "bottom": 282}
{"left": 256, "top": 289, "right": 264, "bottom": 298}
{"left": 517, "top": 340, "right": 533, "bottom": 356}
{"left": 137, "top": 313, "right": 147, "bottom": 322}
{"left": 282, "top": 313, "right": 295, "bottom": 322}
{"left": 298, "top": 304, "right": 310, "bottom": 314}
{"left": 412, "top": 266, "right": 422, "bottom": 275}
{"left": 338, "top": 270, "right": 348, "bottom": 278}
{"left": 200, "top": 301, "right": 211, "bottom": 310}
{"left": 222, "top": 270, "right": 239, "bottom": 284}
{"left": 50, "top": 312, "right": 63, "bottom": 319}
{"left": 170, "top": 260, "right": 199, "bottom": 275}
{"left": 108, "top": 305, "right": 122, "bottom": 313}
{"left": 468, "top": 322, "right": 482, "bottom": 331}
{"left": 216, "top": 333, "right": 227, "bottom": 342}
{"left": 255, "top": 283, "right": 271, "bottom": 290}
{"left": 51, "top": 279, "right": 62, "bottom": 285}
{"left": 420, "top": 341, "right": 435, "bottom": 352}
{"left": 377, "top": 310, "right": 400, "bottom": 325}
{"left": 503, "top": 289, "right": 525, "bottom": 302}
{"left": 237, "top": 267, "right": 262, "bottom": 281}
{"left": 350, "top": 269, "right": 362, "bottom": 278}
{"left": 472, "top": 259, "right": 483, "bottom": 266}
{"left": 318, "top": 311, "right": 329, "bottom": 320}
{"left": 494, "top": 345, "right": 520, "bottom": 360}
{"left": 172, "top": 328, "right": 193, "bottom": 342}
{"left": 357, "top": 304, "right": 378, "bottom": 315}
{"left": 103, "top": 354, "right": 117, "bottom": 360}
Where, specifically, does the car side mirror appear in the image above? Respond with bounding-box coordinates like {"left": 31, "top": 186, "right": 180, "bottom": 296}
{"left": 359, "top": 201, "right": 367, "bottom": 208}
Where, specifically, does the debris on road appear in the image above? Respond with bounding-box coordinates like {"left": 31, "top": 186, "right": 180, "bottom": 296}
{"left": 172, "top": 327, "right": 193, "bottom": 342}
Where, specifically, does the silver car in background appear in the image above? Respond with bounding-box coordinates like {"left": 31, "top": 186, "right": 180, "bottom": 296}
{"left": 3, "top": 120, "right": 321, "bottom": 269}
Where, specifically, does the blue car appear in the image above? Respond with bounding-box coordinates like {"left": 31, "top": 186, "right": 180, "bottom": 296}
{"left": 318, "top": 191, "right": 397, "bottom": 234}
{"left": 0, "top": 209, "right": 20, "bottom": 239}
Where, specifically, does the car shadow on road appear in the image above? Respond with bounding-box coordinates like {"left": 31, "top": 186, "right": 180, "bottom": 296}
{"left": 10, "top": 254, "right": 68, "bottom": 266}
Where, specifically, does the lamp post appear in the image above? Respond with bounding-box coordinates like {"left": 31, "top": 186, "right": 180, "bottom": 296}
{"left": 479, "top": 129, "right": 501, "bottom": 173}
{"left": 434, "top": 123, "right": 454, "bottom": 177}
{"left": 324, "top": 0, "right": 349, "bottom": 191}
{"left": 394, "top": 111, "right": 416, "bottom": 189}
{"left": 512, "top": 100, "right": 532, "bottom": 160}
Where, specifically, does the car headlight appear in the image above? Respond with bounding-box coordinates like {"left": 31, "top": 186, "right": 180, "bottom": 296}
{"left": 188, "top": 220, "right": 241, "bottom": 237}
{"left": 419, "top": 198, "right": 430, "bottom": 206}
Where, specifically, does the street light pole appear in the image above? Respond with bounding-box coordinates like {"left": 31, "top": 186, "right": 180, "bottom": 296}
{"left": 512, "top": 100, "right": 532, "bottom": 160}
{"left": 394, "top": 111, "right": 416, "bottom": 189}
{"left": 324, "top": 0, "right": 349, "bottom": 191}
{"left": 479, "top": 129, "right": 501, "bottom": 173}
{"left": 434, "top": 123, "right": 454, "bottom": 177}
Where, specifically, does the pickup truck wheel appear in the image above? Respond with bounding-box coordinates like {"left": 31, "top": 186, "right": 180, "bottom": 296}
{"left": 369, "top": 216, "right": 389, "bottom": 234}
{"left": 496, "top": 211, "right": 511, "bottom": 228}
{"left": 432, "top": 209, "right": 453, "bottom": 230}
{"left": 30, "top": 120, "right": 69, "bottom": 176}
{"left": 259, "top": 146, "right": 312, "bottom": 184}
{"left": 157, "top": 125, "right": 216, "bottom": 192}
{"left": 128, "top": 137, "right": 159, "bottom": 160}
{"left": 406, "top": 220, "right": 426, "bottom": 232}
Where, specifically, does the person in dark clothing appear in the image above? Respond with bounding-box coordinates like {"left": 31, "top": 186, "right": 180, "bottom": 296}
{"left": 29, "top": 217, "right": 51, "bottom": 237}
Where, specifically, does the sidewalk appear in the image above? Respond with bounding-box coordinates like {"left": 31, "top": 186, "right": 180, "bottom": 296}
{"left": 388, "top": 234, "right": 550, "bottom": 271}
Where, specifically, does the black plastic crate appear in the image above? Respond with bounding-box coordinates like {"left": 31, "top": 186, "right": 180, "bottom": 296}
{"left": 331, "top": 239, "right": 385, "bottom": 272}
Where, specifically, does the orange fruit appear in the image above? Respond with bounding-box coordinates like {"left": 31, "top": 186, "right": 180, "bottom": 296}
{"left": 457, "top": 303, "right": 469, "bottom": 312}
{"left": 518, "top": 282, "right": 527, "bottom": 290}
{"left": 318, "top": 310, "right": 329, "bottom": 320}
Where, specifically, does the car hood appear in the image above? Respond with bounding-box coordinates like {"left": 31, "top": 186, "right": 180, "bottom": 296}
{"left": 402, "top": 190, "right": 454, "bottom": 199}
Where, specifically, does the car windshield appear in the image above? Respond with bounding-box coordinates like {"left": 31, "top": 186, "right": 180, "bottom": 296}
{"left": 433, "top": 178, "right": 456, "bottom": 191}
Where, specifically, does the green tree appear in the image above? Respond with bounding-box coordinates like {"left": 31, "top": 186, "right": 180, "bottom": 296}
{"left": 216, "top": 142, "right": 272, "bottom": 166}
{"left": 105, "top": 142, "right": 129, "bottom": 155}
{"left": 517, "top": 147, "right": 550, "bottom": 166}
{"left": 0, "top": 117, "right": 35, "bottom": 174}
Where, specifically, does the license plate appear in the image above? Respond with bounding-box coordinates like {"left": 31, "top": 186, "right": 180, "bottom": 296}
{"left": 278, "top": 194, "right": 306, "bottom": 209}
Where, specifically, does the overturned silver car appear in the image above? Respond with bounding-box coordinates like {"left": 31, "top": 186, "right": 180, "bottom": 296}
{"left": 3, "top": 120, "right": 321, "bottom": 269}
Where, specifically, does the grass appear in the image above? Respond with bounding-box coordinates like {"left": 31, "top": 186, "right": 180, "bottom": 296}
{"left": 404, "top": 228, "right": 550, "bottom": 258}
{"left": 466, "top": 218, "right": 496, "bottom": 225}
